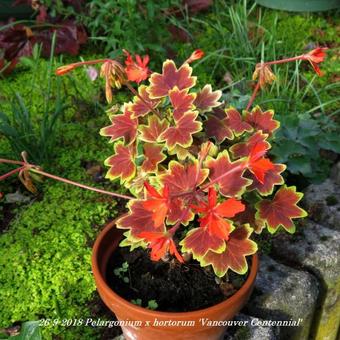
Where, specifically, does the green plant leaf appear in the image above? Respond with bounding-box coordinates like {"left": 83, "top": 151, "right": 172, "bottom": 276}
{"left": 12, "top": 321, "right": 42, "bottom": 340}
{"left": 319, "top": 133, "right": 340, "bottom": 153}
{"left": 147, "top": 300, "right": 158, "bottom": 310}
{"left": 287, "top": 156, "right": 313, "bottom": 175}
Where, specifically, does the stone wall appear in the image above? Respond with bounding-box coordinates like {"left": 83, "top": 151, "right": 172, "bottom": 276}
{"left": 227, "top": 164, "right": 340, "bottom": 340}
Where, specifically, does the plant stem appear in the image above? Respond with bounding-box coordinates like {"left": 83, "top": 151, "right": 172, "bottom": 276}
{"left": 200, "top": 162, "right": 246, "bottom": 191}
{"left": 246, "top": 80, "right": 261, "bottom": 111}
{"left": 0, "top": 167, "right": 25, "bottom": 181}
{"left": 70, "top": 59, "right": 109, "bottom": 67}
{"left": 265, "top": 56, "right": 303, "bottom": 66}
{"left": 29, "top": 168, "right": 134, "bottom": 200}
{"left": 0, "top": 158, "right": 134, "bottom": 200}
{"left": 0, "top": 159, "right": 25, "bottom": 166}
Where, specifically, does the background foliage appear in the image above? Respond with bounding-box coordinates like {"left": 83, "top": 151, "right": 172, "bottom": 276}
{"left": 0, "top": 0, "right": 339, "bottom": 338}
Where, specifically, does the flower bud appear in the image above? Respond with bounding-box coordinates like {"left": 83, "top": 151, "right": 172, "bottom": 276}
{"left": 252, "top": 63, "right": 276, "bottom": 88}
{"left": 185, "top": 49, "right": 205, "bottom": 64}
{"left": 55, "top": 64, "right": 76, "bottom": 76}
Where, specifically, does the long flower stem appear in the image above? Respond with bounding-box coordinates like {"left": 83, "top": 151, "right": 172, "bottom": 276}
{"left": 0, "top": 166, "right": 24, "bottom": 181}
{"left": 0, "top": 159, "right": 25, "bottom": 166}
{"left": 29, "top": 168, "right": 134, "bottom": 200}
{"left": 67, "top": 59, "right": 108, "bottom": 68}
{"left": 0, "top": 158, "right": 134, "bottom": 200}
{"left": 265, "top": 56, "right": 303, "bottom": 66}
{"left": 246, "top": 80, "right": 261, "bottom": 111}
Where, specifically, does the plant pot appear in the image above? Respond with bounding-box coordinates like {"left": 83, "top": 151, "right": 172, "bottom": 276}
{"left": 255, "top": 0, "right": 340, "bottom": 12}
{"left": 92, "top": 220, "right": 259, "bottom": 340}
{"left": 0, "top": 1, "right": 34, "bottom": 20}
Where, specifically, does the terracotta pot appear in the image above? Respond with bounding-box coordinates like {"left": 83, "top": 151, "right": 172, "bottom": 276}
{"left": 92, "top": 220, "right": 259, "bottom": 340}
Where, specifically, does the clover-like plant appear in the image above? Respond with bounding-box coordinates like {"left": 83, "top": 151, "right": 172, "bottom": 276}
{"left": 1, "top": 48, "right": 328, "bottom": 277}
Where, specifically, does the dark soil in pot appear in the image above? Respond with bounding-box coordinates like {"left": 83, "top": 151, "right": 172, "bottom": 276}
{"left": 105, "top": 247, "right": 249, "bottom": 312}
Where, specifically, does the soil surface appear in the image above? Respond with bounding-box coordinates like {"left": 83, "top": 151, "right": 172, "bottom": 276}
{"left": 106, "top": 247, "right": 248, "bottom": 312}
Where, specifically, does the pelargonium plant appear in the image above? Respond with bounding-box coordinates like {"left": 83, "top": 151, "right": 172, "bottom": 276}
{"left": 0, "top": 47, "right": 328, "bottom": 277}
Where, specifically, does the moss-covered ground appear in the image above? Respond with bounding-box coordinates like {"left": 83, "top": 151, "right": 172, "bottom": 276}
{"left": 0, "top": 59, "right": 124, "bottom": 338}
{"left": 0, "top": 107, "right": 122, "bottom": 338}
{"left": 0, "top": 2, "right": 339, "bottom": 339}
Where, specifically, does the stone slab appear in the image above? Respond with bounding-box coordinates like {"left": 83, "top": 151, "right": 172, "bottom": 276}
{"left": 245, "top": 255, "right": 318, "bottom": 340}
{"left": 303, "top": 179, "right": 340, "bottom": 230}
{"left": 224, "top": 314, "right": 279, "bottom": 340}
{"left": 272, "top": 221, "right": 340, "bottom": 340}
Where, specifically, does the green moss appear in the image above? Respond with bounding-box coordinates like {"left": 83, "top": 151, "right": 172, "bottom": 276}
{"left": 261, "top": 13, "right": 317, "bottom": 54}
{"left": 233, "top": 324, "right": 252, "bottom": 340}
{"left": 313, "top": 282, "right": 340, "bottom": 340}
{"left": 0, "top": 57, "right": 103, "bottom": 121}
{"left": 0, "top": 186, "right": 116, "bottom": 338}
{"left": 0, "top": 53, "right": 126, "bottom": 338}
{"left": 0, "top": 114, "right": 121, "bottom": 339}
{"left": 253, "top": 231, "right": 273, "bottom": 255}
{"left": 326, "top": 195, "right": 338, "bottom": 206}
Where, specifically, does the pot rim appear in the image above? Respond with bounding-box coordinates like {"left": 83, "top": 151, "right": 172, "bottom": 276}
{"left": 92, "top": 219, "right": 259, "bottom": 318}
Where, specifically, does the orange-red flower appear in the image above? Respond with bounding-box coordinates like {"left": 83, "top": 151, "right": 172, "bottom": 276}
{"left": 143, "top": 182, "right": 170, "bottom": 228}
{"left": 247, "top": 142, "right": 274, "bottom": 184}
{"left": 192, "top": 187, "right": 245, "bottom": 240}
{"left": 138, "top": 231, "right": 184, "bottom": 262}
{"left": 302, "top": 47, "right": 328, "bottom": 76}
{"left": 123, "top": 50, "right": 150, "bottom": 83}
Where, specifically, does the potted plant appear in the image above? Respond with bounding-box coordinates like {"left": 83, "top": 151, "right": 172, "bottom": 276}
{"left": 0, "top": 47, "right": 328, "bottom": 339}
